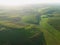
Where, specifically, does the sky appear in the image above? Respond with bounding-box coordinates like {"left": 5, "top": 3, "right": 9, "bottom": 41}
{"left": 0, "top": 0, "right": 60, "bottom": 6}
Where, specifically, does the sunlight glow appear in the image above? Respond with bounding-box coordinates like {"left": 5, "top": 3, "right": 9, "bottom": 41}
{"left": 0, "top": 0, "right": 60, "bottom": 6}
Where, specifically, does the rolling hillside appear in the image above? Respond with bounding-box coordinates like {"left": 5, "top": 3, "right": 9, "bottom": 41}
{"left": 0, "top": 4, "right": 60, "bottom": 45}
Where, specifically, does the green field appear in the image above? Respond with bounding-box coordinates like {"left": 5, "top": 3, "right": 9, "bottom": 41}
{"left": 0, "top": 4, "right": 60, "bottom": 45}
{"left": 40, "top": 17, "right": 60, "bottom": 45}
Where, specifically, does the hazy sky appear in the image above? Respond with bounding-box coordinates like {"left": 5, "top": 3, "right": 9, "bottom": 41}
{"left": 0, "top": 0, "right": 60, "bottom": 6}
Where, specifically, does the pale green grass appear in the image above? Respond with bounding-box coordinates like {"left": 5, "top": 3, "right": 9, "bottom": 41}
{"left": 40, "top": 18, "right": 60, "bottom": 45}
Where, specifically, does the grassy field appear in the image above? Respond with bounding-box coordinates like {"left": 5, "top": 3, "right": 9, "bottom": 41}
{"left": 48, "top": 17, "right": 60, "bottom": 31}
{"left": 40, "top": 17, "right": 60, "bottom": 45}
